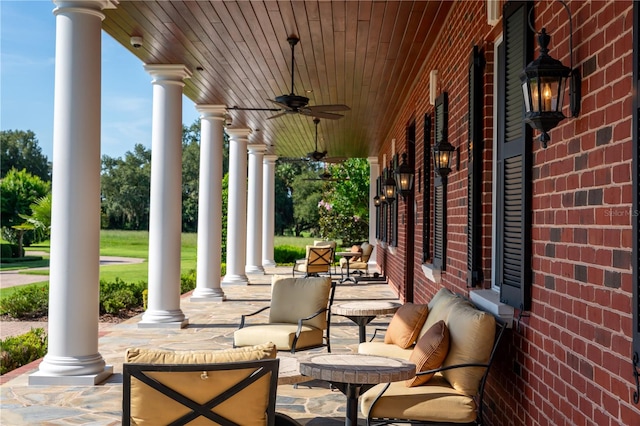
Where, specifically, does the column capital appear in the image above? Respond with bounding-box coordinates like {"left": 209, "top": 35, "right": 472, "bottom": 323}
{"left": 248, "top": 144, "right": 268, "bottom": 154}
{"left": 196, "top": 105, "right": 227, "bottom": 119}
{"left": 144, "top": 64, "right": 192, "bottom": 83}
{"left": 226, "top": 128, "right": 252, "bottom": 140}
{"left": 264, "top": 155, "right": 279, "bottom": 163}
{"left": 368, "top": 156, "right": 380, "bottom": 165}
{"left": 53, "top": 0, "right": 116, "bottom": 18}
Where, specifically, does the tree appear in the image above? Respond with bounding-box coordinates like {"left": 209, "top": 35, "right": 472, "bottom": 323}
{"left": 0, "top": 169, "right": 51, "bottom": 250}
{"left": 1, "top": 130, "right": 51, "bottom": 181}
{"left": 181, "top": 121, "right": 201, "bottom": 232}
{"left": 100, "top": 144, "right": 151, "bottom": 230}
{"left": 318, "top": 158, "right": 370, "bottom": 245}
{"left": 291, "top": 170, "right": 323, "bottom": 236}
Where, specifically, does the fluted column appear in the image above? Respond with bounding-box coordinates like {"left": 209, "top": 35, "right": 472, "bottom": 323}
{"left": 191, "top": 105, "right": 227, "bottom": 301}
{"left": 246, "top": 144, "right": 267, "bottom": 275}
{"left": 368, "top": 157, "right": 380, "bottom": 264}
{"left": 31, "top": 0, "right": 113, "bottom": 386}
{"left": 262, "top": 155, "right": 278, "bottom": 267}
{"left": 139, "top": 64, "right": 191, "bottom": 327}
{"left": 222, "top": 128, "right": 252, "bottom": 285}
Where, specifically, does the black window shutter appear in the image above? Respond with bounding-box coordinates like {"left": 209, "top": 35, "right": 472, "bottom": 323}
{"left": 433, "top": 93, "right": 448, "bottom": 271}
{"left": 498, "top": 1, "right": 533, "bottom": 310}
{"left": 423, "top": 114, "right": 432, "bottom": 262}
{"left": 391, "top": 155, "right": 399, "bottom": 247}
{"left": 467, "top": 46, "right": 485, "bottom": 287}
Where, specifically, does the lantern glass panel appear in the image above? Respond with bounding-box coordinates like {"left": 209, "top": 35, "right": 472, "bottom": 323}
{"left": 522, "top": 81, "right": 531, "bottom": 112}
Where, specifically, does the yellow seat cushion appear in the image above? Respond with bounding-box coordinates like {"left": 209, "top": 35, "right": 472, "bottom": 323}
{"left": 358, "top": 341, "right": 413, "bottom": 359}
{"left": 234, "top": 323, "right": 323, "bottom": 351}
{"left": 361, "top": 375, "right": 477, "bottom": 423}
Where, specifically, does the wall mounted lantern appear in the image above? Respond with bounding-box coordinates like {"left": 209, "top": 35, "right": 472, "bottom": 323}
{"left": 395, "top": 152, "right": 415, "bottom": 200}
{"left": 520, "top": 0, "right": 580, "bottom": 148}
{"left": 373, "top": 195, "right": 381, "bottom": 207}
{"left": 432, "top": 140, "right": 455, "bottom": 178}
{"left": 383, "top": 168, "right": 397, "bottom": 205}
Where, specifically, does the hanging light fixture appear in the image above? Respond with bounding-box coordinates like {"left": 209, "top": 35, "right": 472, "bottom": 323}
{"left": 395, "top": 153, "right": 415, "bottom": 200}
{"left": 432, "top": 140, "right": 455, "bottom": 178}
{"left": 520, "top": 0, "right": 580, "bottom": 148}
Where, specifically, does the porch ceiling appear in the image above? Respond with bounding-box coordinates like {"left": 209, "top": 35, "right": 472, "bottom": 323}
{"left": 102, "top": 1, "right": 451, "bottom": 159}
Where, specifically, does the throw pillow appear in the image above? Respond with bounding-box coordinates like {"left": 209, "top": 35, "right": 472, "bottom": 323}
{"left": 383, "top": 303, "right": 429, "bottom": 348}
{"left": 405, "top": 320, "right": 450, "bottom": 387}
{"left": 350, "top": 244, "right": 363, "bottom": 261}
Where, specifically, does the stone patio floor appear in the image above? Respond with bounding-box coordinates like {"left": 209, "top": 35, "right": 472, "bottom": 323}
{"left": 0, "top": 265, "right": 405, "bottom": 425}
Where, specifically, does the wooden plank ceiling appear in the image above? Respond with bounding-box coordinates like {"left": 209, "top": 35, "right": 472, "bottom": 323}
{"left": 102, "top": 1, "right": 451, "bottom": 160}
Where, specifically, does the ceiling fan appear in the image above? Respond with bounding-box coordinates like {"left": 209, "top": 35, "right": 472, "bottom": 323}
{"left": 266, "top": 36, "right": 350, "bottom": 120}
{"left": 304, "top": 167, "right": 350, "bottom": 182}
{"left": 308, "top": 117, "right": 327, "bottom": 161}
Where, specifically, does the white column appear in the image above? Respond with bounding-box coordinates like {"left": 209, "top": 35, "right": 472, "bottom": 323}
{"left": 139, "top": 64, "right": 191, "bottom": 328}
{"left": 368, "top": 157, "right": 380, "bottom": 266}
{"left": 246, "top": 144, "right": 267, "bottom": 274}
{"left": 31, "top": 0, "right": 113, "bottom": 386}
{"left": 262, "top": 155, "right": 278, "bottom": 267}
{"left": 191, "top": 105, "right": 227, "bottom": 301}
{"left": 222, "top": 129, "right": 252, "bottom": 285}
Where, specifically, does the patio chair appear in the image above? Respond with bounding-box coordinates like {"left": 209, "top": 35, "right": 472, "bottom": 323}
{"left": 292, "top": 245, "right": 334, "bottom": 278}
{"left": 233, "top": 275, "right": 336, "bottom": 354}
{"left": 122, "top": 343, "right": 292, "bottom": 425}
{"left": 314, "top": 240, "right": 338, "bottom": 273}
{"left": 340, "top": 242, "right": 373, "bottom": 278}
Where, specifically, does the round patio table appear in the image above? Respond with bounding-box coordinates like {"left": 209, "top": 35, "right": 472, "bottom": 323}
{"left": 332, "top": 301, "right": 401, "bottom": 343}
{"left": 299, "top": 353, "right": 415, "bottom": 426}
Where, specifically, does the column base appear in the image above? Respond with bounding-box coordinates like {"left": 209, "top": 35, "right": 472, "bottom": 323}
{"left": 262, "top": 260, "right": 276, "bottom": 267}
{"left": 221, "top": 274, "right": 249, "bottom": 285}
{"left": 245, "top": 265, "right": 265, "bottom": 274}
{"left": 139, "top": 309, "right": 189, "bottom": 328}
{"left": 190, "top": 288, "right": 226, "bottom": 302}
{"left": 29, "top": 365, "right": 113, "bottom": 386}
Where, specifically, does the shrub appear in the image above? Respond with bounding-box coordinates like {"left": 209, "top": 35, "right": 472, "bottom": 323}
{"left": 180, "top": 270, "right": 197, "bottom": 294}
{"left": 0, "top": 242, "right": 21, "bottom": 259}
{"left": 0, "top": 328, "right": 47, "bottom": 375}
{"left": 99, "top": 278, "right": 146, "bottom": 315}
{"left": 0, "top": 284, "right": 48, "bottom": 318}
{"left": 274, "top": 245, "right": 305, "bottom": 264}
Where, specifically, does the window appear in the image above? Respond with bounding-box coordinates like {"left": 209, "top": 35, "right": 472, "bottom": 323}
{"left": 433, "top": 93, "right": 449, "bottom": 271}
{"left": 496, "top": 1, "right": 533, "bottom": 310}
{"left": 467, "top": 45, "right": 485, "bottom": 287}
{"left": 423, "top": 114, "right": 432, "bottom": 263}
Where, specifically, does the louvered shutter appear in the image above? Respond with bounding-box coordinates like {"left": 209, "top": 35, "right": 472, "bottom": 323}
{"left": 467, "top": 46, "right": 484, "bottom": 287}
{"left": 433, "top": 93, "right": 448, "bottom": 270}
{"left": 423, "top": 114, "right": 432, "bottom": 262}
{"left": 498, "top": 1, "right": 533, "bottom": 310}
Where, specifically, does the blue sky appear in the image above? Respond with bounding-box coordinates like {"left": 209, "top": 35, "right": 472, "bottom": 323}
{"left": 1, "top": 0, "right": 200, "bottom": 161}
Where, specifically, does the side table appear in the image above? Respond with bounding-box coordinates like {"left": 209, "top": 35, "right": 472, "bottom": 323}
{"left": 332, "top": 301, "right": 401, "bottom": 343}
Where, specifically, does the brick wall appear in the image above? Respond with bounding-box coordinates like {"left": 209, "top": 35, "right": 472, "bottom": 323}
{"left": 373, "top": 1, "right": 639, "bottom": 424}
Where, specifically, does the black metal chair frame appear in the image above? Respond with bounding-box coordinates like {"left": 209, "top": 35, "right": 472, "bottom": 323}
{"left": 237, "top": 281, "right": 337, "bottom": 354}
{"left": 122, "top": 359, "right": 279, "bottom": 426}
{"left": 366, "top": 319, "right": 508, "bottom": 426}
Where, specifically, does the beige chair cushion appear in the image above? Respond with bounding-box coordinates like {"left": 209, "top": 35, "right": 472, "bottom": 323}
{"left": 360, "top": 375, "right": 477, "bottom": 423}
{"left": 349, "top": 245, "right": 362, "bottom": 261}
{"left": 359, "top": 242, "right": 373, "bottom": 262}
{"left": 419, "top": 287, "right": 462, "bottom": 338}
{"left": 358, "top": 341, "right": 413, "bottom": 359}
{"left": 441, "top": 301, "right": 496, "bottom": 396}
{"left": 125, "top": 343, "right": 277, "bottom": 425}
{"left": 384, "top": 303, "right": 429, "bottom": 349}
{"left": 233, "top": 324, "right": 323, "bottom": 351}
{"left": 293, "top": 246, "right": 333, "bottom": 275}
{"left": 269, "top": 275, "right": 332, "bottom": 330}
{"left": 406, "top": 320, "right": 450, "bottom": 387}
{"left": 125, "top": 342, "right": 277, "bottom": 364}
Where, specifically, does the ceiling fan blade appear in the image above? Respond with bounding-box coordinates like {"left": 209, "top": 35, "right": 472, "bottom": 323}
{"left": 300, "top": 109, "right": 344, "bottom": 120}
{"left": 306, "top": 104, "right": 351, "bottom": 112}
{"left": 227, "top": 105, "right": 282, "bottom": 112}
{"left": 266, "top": 111, "right": 288, "bottom": 120}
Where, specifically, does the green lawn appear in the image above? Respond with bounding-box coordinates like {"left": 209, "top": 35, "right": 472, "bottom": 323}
{"left": 1, "top": 230, "right": 317, "bottom": 297}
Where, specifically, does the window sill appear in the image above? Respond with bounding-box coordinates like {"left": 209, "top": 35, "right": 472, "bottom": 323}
{"left": 469, "top": 289, "right": 514, "bottom": 328}
{"left": 421, "top": 263, "right": 441, "bottom": 284}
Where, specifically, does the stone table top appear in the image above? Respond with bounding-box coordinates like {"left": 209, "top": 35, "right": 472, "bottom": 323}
{"left": 277, "top": 355, "right": 306, "bottom": 385}
{"left": 332, "top": 301, "right": 401, "bottom": 317}
{"left": 299, "top": 353, "right": 415, "bottom": 385}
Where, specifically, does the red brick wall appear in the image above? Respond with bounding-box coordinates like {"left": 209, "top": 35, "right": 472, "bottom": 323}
{"left": 374, "top": 1, "right": 639, "bottom": 424}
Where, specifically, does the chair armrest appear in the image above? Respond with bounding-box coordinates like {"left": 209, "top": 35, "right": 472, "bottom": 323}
{"left": 369, "top": 328, "right": 387, "bottom": 341}
{"left": 296, "top": 307, "right": 327, "bottom": 324}
{"left": 239, "top": 306, "right": 270, "bottom": 329}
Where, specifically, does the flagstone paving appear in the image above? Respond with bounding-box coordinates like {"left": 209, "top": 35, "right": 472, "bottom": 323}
{"left": 1, "top": 266, "right": 403, "bottom": 425}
